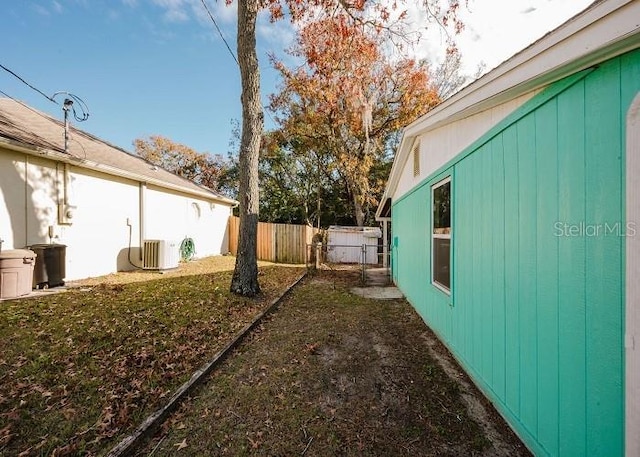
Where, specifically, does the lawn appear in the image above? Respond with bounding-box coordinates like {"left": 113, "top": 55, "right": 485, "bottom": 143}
{"left": 136, "top": 270, "right": 530, "bottom": 456}
{"left": 0, "top": 256, "right": 304, "bottom": 456}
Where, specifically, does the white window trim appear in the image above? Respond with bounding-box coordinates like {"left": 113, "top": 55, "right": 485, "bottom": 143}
{"left": 432, "top": 176, "right": 451, "bottom": 295}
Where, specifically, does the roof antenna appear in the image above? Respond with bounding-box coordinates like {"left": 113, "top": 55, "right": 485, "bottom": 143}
{"left": 63, "top": 98, "right": 73, "bottom": 153}
{"left": 51, "top": 92, "right": 89, "bottom": 153}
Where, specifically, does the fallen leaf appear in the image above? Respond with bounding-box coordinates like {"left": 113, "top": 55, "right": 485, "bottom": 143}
{"left": 174, "top": 438, "right": 187, "bottom": 450}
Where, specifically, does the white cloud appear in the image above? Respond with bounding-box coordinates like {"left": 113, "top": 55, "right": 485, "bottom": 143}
{"left": 164, "top": 7, "right": 189, "bottom": 22}
{"left": 32, "top": 4, "right": 50, "bottom": 16}
{"left": 209, "top": 0, "right": 236, "bottom": 24}
{"left": 452, "top": 0, "right": 595, "bottom": 75}
{"left": 257, "top": 17, "right": 296, "bottom": 53}
{"left": 398, "top": 0, "right": 595, "bottom": 78}
{"left": 149, "top": 0, "right": 193, "bottom": 22}
{"left": 52, "top": 1, "right": 63, "bottom": 13}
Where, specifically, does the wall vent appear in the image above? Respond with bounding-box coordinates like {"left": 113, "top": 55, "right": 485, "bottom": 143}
{"left": 413, "top": 141, "right": 420, "bottom": 177}
{"left": 143, "top": 240, "right": 179, "bottom": 270}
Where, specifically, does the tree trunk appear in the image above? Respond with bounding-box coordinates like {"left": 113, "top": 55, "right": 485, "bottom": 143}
{"left": 230, "top": 0, "right": 262, "bottom": 297}
{"left": 353, "top": 195, "right": 365, "bottom": 227}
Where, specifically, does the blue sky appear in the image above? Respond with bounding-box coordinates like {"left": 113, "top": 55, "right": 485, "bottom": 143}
{"left": 0, "top": 0, "right": 593, "bottom": 157}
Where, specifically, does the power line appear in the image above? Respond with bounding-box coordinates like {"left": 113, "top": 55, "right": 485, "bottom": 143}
{"left": 0, "top": 62, "right": 90, "bottom": 126}
{"left": 0, "top": 89, "right": 57, "bottom": 122}
{"left": 0, "top": 63, "right": 57, "bottom": 104}
{"left": 198, "top": 0, "right": 279, "bottom": 130}
{"left": 199, "top": 0, "right": 239, "bottom": 66}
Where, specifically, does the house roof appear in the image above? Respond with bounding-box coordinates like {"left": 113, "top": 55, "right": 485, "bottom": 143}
{"left": 0, "top": 98, "right": 238, "bottom": 206}
{"left": 376, "top": 0, "right": 640, "bottom": 219}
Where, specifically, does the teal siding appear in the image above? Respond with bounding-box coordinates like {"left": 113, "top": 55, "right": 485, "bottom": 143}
{"left": 557, "top": 78, "right": 587, "bottom": 457}
{"left": 534, "top": 98, "right": 559, "bottom": 454}
{"left": 583, "top": 58, "right": 624, "bottom": 456}
{"left": 391, "top": 49, "right": 640, "bottom": 456}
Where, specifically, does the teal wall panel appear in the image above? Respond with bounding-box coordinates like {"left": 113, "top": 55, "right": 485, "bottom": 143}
{"left": 391, "top": 48, "right": 640, "bottom": 456}
{"left": 516, "top": 113, "right": 539, "bottom": 438}
{"left": 584, "top": 58, "right": 624, "bottom": 456}
{"left": 502, "top": 126, "right": 521, "bottom": 418}
{"left": 534, "top": 99, "right": 559, "bottom": 455}
{"left": 556, "top": 79, "right": 587, "bottom": 457}
{"left": 491, "top": 134, "right": 506, "bottom": 402}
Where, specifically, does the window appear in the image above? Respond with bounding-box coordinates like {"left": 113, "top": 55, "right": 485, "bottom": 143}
{"left": 432, "top": 177, "right": 451, "bottom": 293}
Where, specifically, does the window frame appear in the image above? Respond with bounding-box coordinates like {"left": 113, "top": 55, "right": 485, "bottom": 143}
{"left": 431, "top": 175, "right": 451, "bottom": 295}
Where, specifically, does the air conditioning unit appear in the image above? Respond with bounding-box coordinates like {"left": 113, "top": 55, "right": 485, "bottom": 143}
{"left": 143, "top": 240, "right": 179, "bottom": 270}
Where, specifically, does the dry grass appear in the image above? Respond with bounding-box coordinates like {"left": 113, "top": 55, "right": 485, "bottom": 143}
{"left": 68, "top": 255, "right": 282, "bottom": 287}
{"left": 0, "top": 256, "right": 304, "bottom": 456}
{"left": 137, "top": 270, "right": 530, "bottom": 457}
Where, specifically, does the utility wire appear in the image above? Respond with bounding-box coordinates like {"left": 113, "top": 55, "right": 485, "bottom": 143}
{"left": 52, "top": 91, "right": 90, "bottom": 122}
{"left": 0, "top": 63, "right": 57, "bottom": 104}
{"left": 198, "top": 0, "right": 279, "bottom": 130}
{"left": 0, "top": 89, "right": 55, "bottom": 120}
{"left": 0, "top": 63, "right": 89, "bottom": 122}
{"left": 200, "top": 0, "right": 239, "bottom": 66}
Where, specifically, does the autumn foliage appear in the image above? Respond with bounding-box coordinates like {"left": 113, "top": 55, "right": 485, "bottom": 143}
{"left": 269, "top": 16, "right": 440, "bottom": 225}
{"left": 133, "top": 135, "right": 228, "bottom": 193}
{"left": 228, "top": 0, "right": 462, "bottom": 293}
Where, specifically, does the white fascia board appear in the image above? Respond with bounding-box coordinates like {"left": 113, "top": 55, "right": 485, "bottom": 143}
{"left": 0, "top": 137, "right": 238, "bottom": 207}
{"left": 377, "top": 133, "right": 416, "bottom": 218}
{"left": 382, "top": 0, "right": 639, "bottom": 205}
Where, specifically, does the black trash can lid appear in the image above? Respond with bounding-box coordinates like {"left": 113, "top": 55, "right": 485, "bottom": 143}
{"left": 0, "top": 249, "right": 36, "bottom": 259}
{"left": 29, "top": 243, "right": 67, "bottom": 248}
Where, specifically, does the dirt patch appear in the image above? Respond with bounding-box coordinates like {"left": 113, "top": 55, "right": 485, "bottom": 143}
{"left": 417, "top": 330, "right": 530, "bottom": 456}
{"left": 137, "top": 270, "right": 530, "bottom": 456}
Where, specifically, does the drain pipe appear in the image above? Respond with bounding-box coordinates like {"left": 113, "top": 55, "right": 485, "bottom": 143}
{"left": 139, "top": 183, "right": 146, "bottom": 261}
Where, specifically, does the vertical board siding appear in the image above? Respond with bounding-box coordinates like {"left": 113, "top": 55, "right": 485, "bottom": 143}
{"left": 584, "top": 59, "right": 624, "bottom": 457}
{"left": 557, "top": 80, "right": 587, "bottom": 457}
{"left": 491, "top": 134, "right": 506, "bottom": 402}
{"left": 228, "top": 216, "right": 317, "bottom": 264}
{"left": 480, "top": 146, "right": 493, "bottom": 386}
{"left": 502, "top": 126, "right": 521, "bottom": 418}
{"left": 391, "top": 49, "right": 640, "bottom": 456}
{"left": 516, "top": 113, "right": 538, "bottom": 438}
{"left": 534, "top": 99, "right": 559, "bottom": 455}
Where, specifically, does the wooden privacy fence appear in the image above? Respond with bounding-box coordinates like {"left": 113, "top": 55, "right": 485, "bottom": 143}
{"left": 228, "top": 216, "right": 318, "bottom": 264}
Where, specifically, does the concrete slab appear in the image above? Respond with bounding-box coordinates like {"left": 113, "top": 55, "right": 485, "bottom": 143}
{"left": 365, "top": 267, "right": 391, "bottom": 286}
{"left": 350, "top": 286, "right": 404, "bottom": 300}
{"left": 0, "top": 286, "right": 70, "bottom": 302}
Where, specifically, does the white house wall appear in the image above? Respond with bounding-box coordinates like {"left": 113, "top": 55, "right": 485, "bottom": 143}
{"left": 1, "top": 147, "right": 233, "bottom": 281}
{"left": 393, "top": 91, "right": 541, "bottom": 200}
{"left": 0, "top": 149, "right": 27, "bottom": 249}
{"left": 145, "top": 186, "right": 231, "bottom": 258}
{"left": 59, "top": 167, "right": 140, "bottom": 280}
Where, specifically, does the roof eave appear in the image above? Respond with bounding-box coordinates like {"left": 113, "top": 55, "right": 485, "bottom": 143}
{"left": 0, "top": 137, "right": 238, "bottom": 207}
{"left": 380, "top": 0, "right": 640, "bottom": 211}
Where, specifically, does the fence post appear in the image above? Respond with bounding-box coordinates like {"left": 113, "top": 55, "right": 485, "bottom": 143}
{"left": 315, "top": 242, "right": 321, "bottom": 269}
{"left": 361, "top": 244, "right": 366, "bottom": 283}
